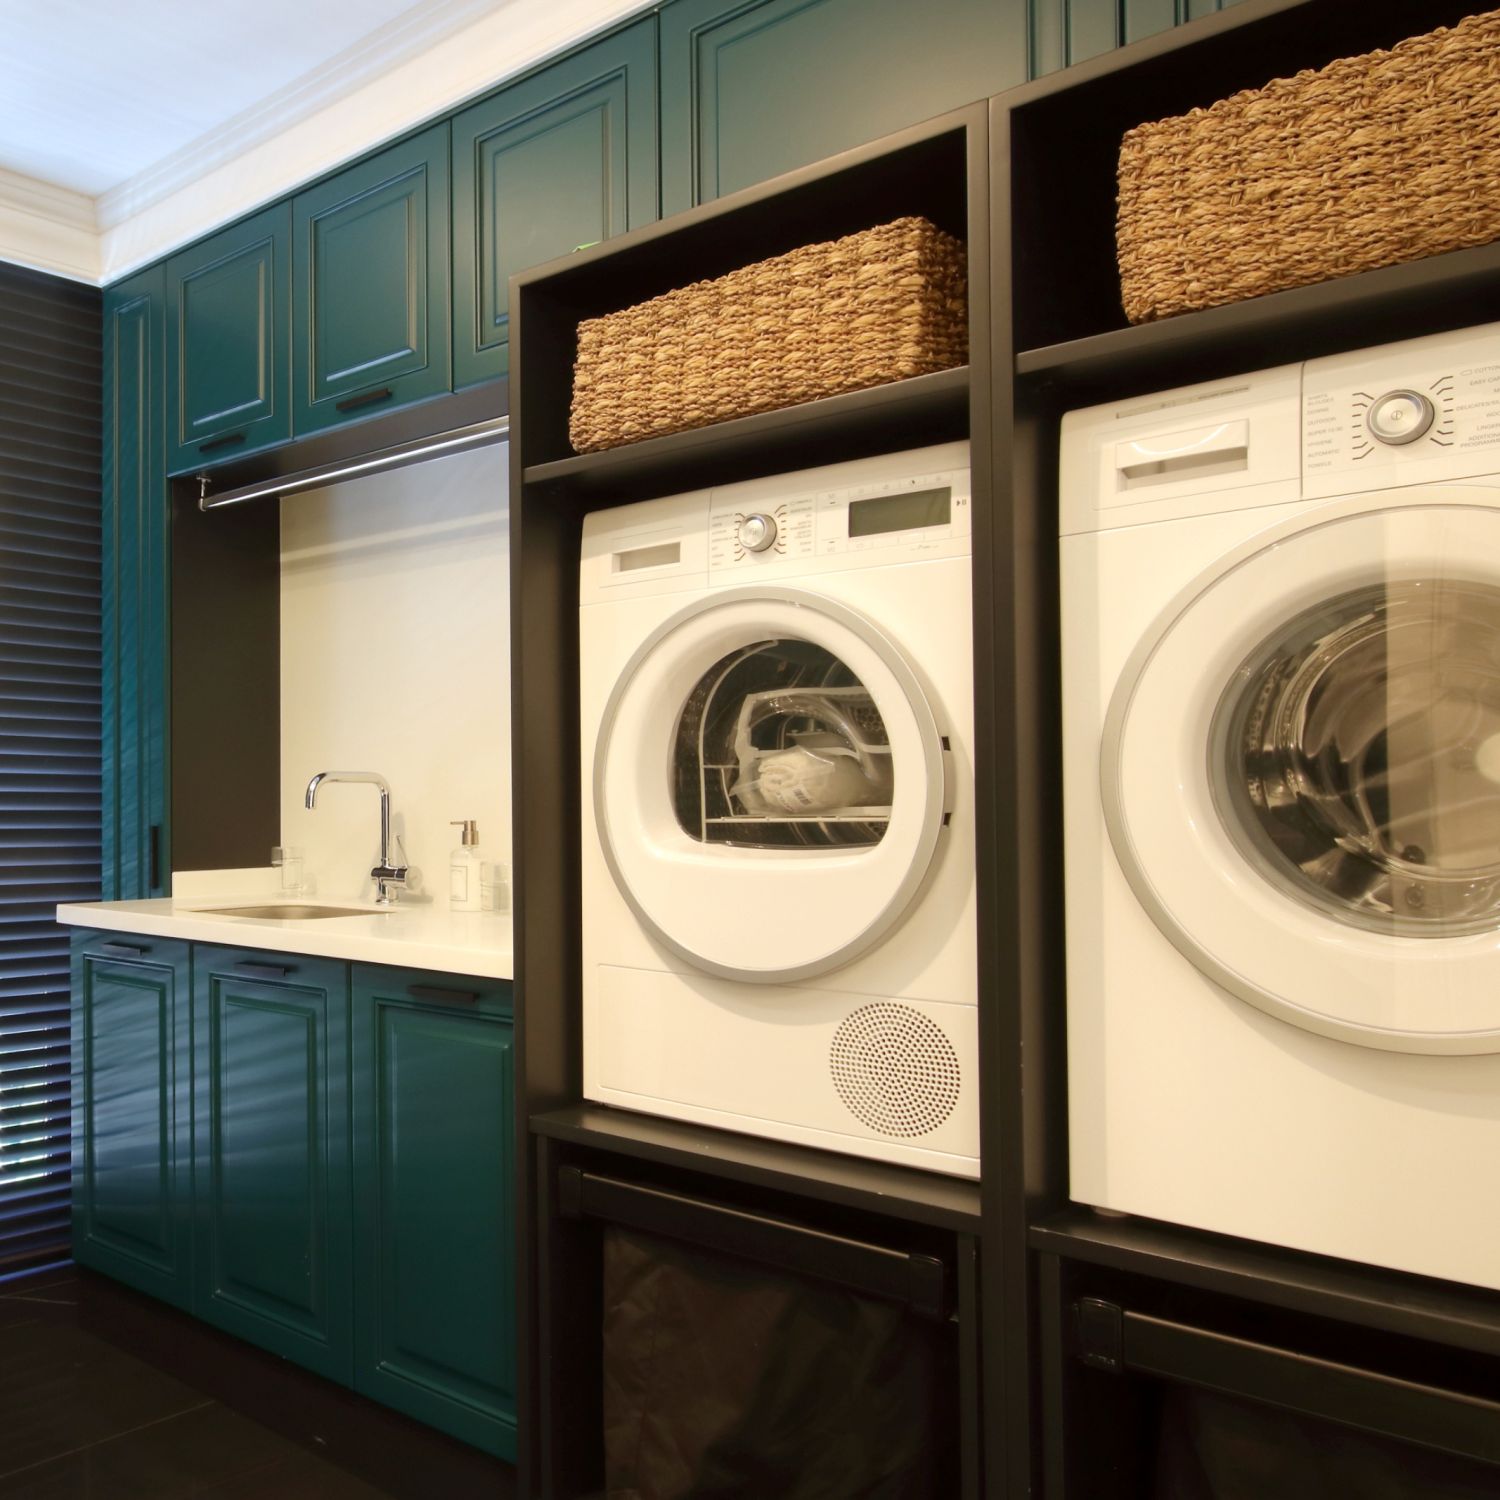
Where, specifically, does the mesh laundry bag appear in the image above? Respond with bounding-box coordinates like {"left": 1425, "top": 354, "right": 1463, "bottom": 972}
{"left": 601, "top": 1226, "right": 950, "bottom": 1500}
{"left": 1153, "top": 1388, "right": 1500, "bottom": 1499}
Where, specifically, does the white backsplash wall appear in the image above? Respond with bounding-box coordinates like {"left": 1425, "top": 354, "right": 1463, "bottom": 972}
{"left": 279, "top": 443, "right": 510, "bottom": 906}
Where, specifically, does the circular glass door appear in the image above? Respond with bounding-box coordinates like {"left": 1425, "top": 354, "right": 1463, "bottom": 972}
{"left": 596, "top": 587, "right": 948, "bottom": 983}
{"left": 1105, "top": 491, "right": 1500, "bottom": 1053}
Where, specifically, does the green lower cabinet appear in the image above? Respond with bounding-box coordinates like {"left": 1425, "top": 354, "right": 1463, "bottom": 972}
{"left": 351, "top": 965, "right": 517, "bottom": 1459}
{"left": 72, "top": 932, "right": 193, "bottom": 1309}
{"left": 192, "top": 946, "right": 353, "bottom": 1383}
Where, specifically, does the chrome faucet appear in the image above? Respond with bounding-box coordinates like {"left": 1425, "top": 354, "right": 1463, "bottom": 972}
{"left": 304, "top": 771, "right": 408, "bottom": 904}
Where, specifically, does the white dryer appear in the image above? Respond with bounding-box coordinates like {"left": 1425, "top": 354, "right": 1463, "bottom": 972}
{"left": 580, "top": 443, "right": 978, "bottom": 1176}
{"left": 1062, "top": 321, "right": 1500, "bottom": 1290}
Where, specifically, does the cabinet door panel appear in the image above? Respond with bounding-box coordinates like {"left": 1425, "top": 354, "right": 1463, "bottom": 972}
{"left": 293, "top": 125, "right": 450, "bottom": 433}
{"left": 194, "top": 948, "right": 351, "bottom": 1381}
{"left": 660, "top": 0, "right": 1024, "bottom": 215}
{"left": 352, "top": 966, "right": 516, "bottom": 1457}
{"left": 452, "top": 19, "right": 657, "bottom": 387}
{"left": 72, "top": 935, "right": 192, "bottom": 1308}
{"left": 165, "top": 203, "right": 290, "bottom": 472}
{"left": 101, "top": 269, "right": 167, "bottom": 901}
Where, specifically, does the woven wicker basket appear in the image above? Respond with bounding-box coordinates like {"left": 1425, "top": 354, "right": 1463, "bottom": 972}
{"left": 1117, "top": 9, "right": 1500, "bottom": 324}
{"left": 568, "top": 217, "right": 967, "bottom": 453}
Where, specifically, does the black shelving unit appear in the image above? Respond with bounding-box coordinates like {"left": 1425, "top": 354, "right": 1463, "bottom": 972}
{"left": 993, "top": 1, "right": 1500, "bottom": 1495}
{"left": 508, "top": 102, "right": 994, "bottom": 1498}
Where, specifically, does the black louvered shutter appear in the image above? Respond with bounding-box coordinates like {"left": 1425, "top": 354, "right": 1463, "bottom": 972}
{"left": 0, "top": 262, "right": 102, "bottom": 1276}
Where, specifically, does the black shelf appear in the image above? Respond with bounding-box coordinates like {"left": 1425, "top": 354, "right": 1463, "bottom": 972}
{"left": 1030, "top": 1209, "right": 1500, "bottom": 1362}
{"left": 532, "top": 1105, "right": 982, "bottom": 1234}
{"left": 523, "top": 365, "right": 969, "bottom": 504}
{"left": 1015, "top": 241, "right": 1500, "bottom": 404}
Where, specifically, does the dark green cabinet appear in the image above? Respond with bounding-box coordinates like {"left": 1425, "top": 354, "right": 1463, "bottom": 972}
{"left": 192, "top": 945, "right": 352, "bottom": 1383}
{"left": 165, "top": 203, "right": 291, "bottom": 473}
{"left": 351, "top": 966, "right": 516, "bottom": 1457}
{"left": 72, "top": 932, "right": 192, "bottom": 1308}
{"left": 293, "top": 123, "right": 451, "bottom": 434}
{"left": 659, "top": 0, "right": 1026, "bottom": 215}
{"left": 452, "top": 19, "right": 658, "bottom": 388}
{"left": 101, "top": 269, "right": 168, "bottom": 902}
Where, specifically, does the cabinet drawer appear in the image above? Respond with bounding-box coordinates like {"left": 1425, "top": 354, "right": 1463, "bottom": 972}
{"left": 452, "top": 18, "right": 658, "bottom": 389}
{"left": 166, "top": 203, "right": 291, "bottom": 473}
{"left": 192, "top": 946, "right": 352, "bottom": 1382}
{"left": 351, "top": 964, "right": 517, "bottom": 1457}
{"left": 72, "top": 933, "right": 193, "bottom": 1309}
{"left": 293, "top": 124, "right": 451, "bottom": 435}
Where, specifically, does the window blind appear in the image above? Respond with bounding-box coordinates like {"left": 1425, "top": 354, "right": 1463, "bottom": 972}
{"left": 0, "top": 263, "right": 102, "bottom": 1275}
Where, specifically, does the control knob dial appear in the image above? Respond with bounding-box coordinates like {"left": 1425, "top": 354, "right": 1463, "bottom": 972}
{"left": 1367, "top": 389, "right": 1435, "bottom": 446}
{"left": 738, "top": 512, "right": 778, "bottom": 553}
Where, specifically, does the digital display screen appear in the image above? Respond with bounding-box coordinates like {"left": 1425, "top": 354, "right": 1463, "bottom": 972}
{"left": 847, "top": 487, "right": 952, "bottom": 538}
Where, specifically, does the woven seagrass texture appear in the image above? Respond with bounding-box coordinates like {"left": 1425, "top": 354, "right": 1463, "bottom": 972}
{"left": 1117, "top": 8, "right": 1500, "bottom": 324}
{"left": 568, "top": 216, "right": 967, "bottom": 453}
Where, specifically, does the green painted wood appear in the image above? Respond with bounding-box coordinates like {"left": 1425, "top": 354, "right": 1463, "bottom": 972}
{"left": 293, "top": 124, "right": 451, "bottom": 434}
{"left": 452, "top": 18, "right": 658, "bottom": 389}
{"left": 1124, "top": 0, "right": 1182, "bottom": 43}
{"left": 193, "top": 945, "right": 352, "bottom": 1382}
{"left": 101, "top": 267, "right": 168, "bottom": 902}
{"left": 71, "top": 932, "right": 193, "bottom": 1308}
{"left": 659, "top": 0, "right": 1025, "bottom": 216}
{"left": 165, "top": 203, "right": 291, "bottom": 474}
{"left": 351, "top": 965, "right": 516, "bottom": 1457}
{"left": 1029, "top": 0, "right": 1244, "bottom": 74}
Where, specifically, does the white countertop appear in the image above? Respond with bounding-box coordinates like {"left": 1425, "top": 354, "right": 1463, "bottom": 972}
{"left": 56, "top": 894, "right": 514, "bottom": 981}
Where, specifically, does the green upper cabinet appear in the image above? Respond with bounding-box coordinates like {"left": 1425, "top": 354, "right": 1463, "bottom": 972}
{"left": 659, "top": 0, "right": 1025, "bottom": 215}
{"left": 351, "top": 966, "right": 517, "bottom": 1458}
{"left": 293, "top": 123, "right": 451, "bottom": 434}
{"left": 452, "top": 18, "right": 659, "bottom": 388}
{"left": 1028, "top": 0, "right": 1248, "bottom": 74}
{"left": 165, "top": 203, "right": 291, "bottom": 474}
{"left": 101, "top": 266, "right": 168, "bottom": 902}
{"left": 193, "top": 946, "right": 353, "bottom": 1383}
{"left": 72, "top": 932, "right": 192, "bottom": 1310}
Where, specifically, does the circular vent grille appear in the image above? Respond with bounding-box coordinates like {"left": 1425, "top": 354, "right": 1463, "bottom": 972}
{"left": 829, "top": 1002, "right": 961, "bottom": 1137}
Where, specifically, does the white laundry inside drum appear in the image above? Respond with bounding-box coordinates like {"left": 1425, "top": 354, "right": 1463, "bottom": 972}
{"left": 675, "top": 642, "right": 895, "bottom": 846}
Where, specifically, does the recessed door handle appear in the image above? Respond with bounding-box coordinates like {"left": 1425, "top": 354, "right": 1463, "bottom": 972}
{"left": 408, "top": 984, "right": 480, "bottom": 1006}
{"left": 97, "top": 941, "right": 149, "bottom": 959}
{"left": 231, "top": 961, "right": 293, "bottom": 982}
{"left": 335, "top": 386, "right": 394, "bottom": 414}
{"left": 199, "top": 431, "right": 246, "bottom": 453}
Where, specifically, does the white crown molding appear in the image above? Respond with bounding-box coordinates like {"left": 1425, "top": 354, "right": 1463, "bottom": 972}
{"left": 95, "top": 0, "right": 503, "bottom": 231}
{"left": 97, "top": 0, "right": 649, "bottom": 283}
{"left": 0, "top": 166, "right": 98, "bottom": 282}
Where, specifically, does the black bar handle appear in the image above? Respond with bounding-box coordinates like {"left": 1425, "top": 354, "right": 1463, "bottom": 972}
{"left": 198, "top": 430, "right": 246, "bottom": 453}
{"left": 408, "top": 983, "right": 480, "bottom": 1006}
{"left": 335, "top": 386, "right": 394, "bottom": 413}
{"left": 1075, "top": 1301, "right": 1500, "bottom": 1469}
{"left": 232, "top": 961, "right": 293, "bottom": 982}
{"left": 558, "top": 1167, "right": 948, "bottom": 1319}
{"left": 98, "top": 941, "right": 149, "bottom": 959}
{"left": 149, "top": 824, "right": 161, "bottom": 892}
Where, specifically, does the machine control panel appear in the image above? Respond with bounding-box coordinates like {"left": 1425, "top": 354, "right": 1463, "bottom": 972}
{"left": 1304, "top": 322, "right": 1500, "bottom": 497}
{"left": 708, "top": 452, "right": 971, "bottom": 577}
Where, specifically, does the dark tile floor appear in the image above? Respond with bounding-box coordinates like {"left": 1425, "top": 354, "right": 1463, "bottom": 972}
{"left": 0, "top": 1269, "right": 515, "bottom": 1499}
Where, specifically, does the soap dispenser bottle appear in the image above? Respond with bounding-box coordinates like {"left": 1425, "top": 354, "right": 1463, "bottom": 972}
{"left": 449, "top": 820, "right": 484, "bottom": 912}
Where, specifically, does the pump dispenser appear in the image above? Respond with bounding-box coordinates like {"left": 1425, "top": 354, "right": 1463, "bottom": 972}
{"left": 449, "top": 819, "right": 484, "bottom": 912}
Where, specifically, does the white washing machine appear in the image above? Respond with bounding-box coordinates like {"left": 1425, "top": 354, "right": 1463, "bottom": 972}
{"left": 580, "top": 442, "right": 978, "bottom": 1177}
{"left": 1062, "top": 321, "right": 1500, "bottom": 1290}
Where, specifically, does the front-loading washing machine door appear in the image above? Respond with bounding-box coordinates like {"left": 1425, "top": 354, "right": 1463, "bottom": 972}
{"left": 594, "top": 586, "right": 949, "bottom": 983}
{"left": 1106, "top": 488, "right": 1500, "bottom": 1053}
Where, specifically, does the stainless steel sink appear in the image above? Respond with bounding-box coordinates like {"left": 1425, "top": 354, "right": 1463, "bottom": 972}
{"left": 199, "top": 904, "right": 375, "bottom": 920}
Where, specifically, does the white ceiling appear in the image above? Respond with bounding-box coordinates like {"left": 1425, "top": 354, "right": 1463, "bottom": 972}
{"left": 0, "top": 0, "right": 478, "bottom": 196}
